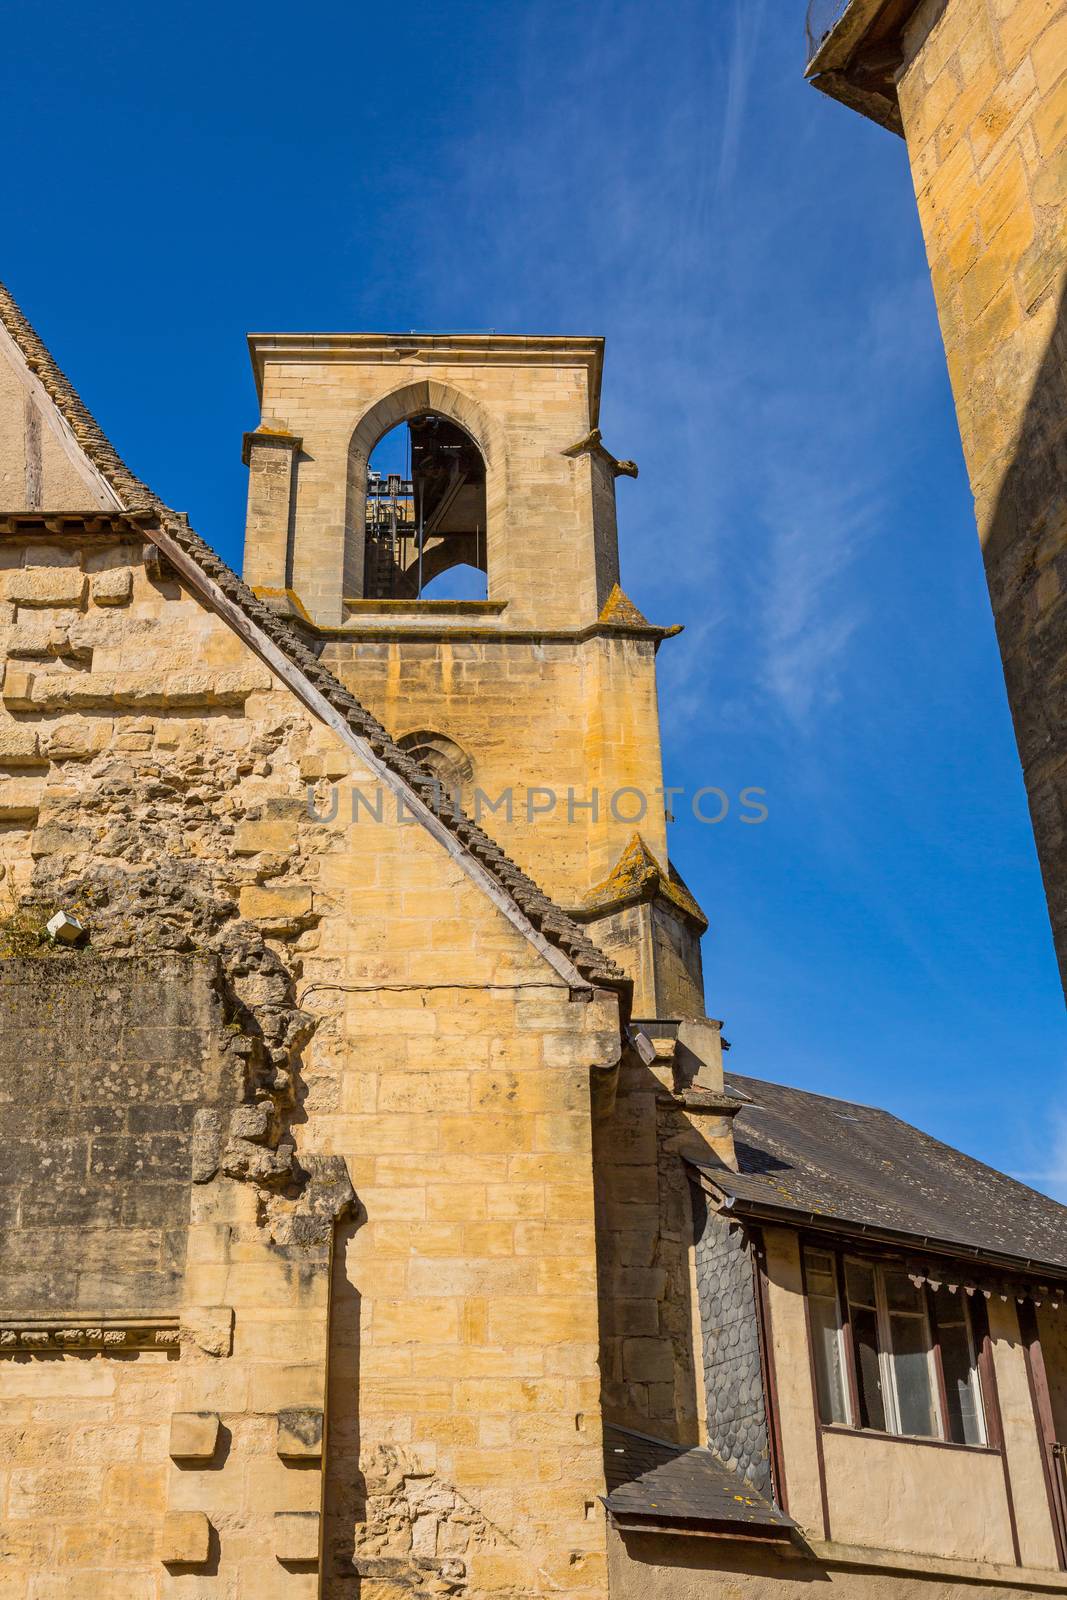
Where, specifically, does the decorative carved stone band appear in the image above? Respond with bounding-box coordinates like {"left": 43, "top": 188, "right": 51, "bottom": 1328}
{"left": 0, "top": 1320, "right": 180, "bottom": 1353}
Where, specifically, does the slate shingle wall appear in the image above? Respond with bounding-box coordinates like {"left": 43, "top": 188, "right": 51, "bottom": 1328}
{"left": 691, "top": 1183, "right": 771, "bottom": 1495}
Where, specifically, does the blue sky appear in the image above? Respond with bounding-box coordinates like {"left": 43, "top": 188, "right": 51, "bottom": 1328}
{"left": 3, "top": 0, "right": 1063, "bottom": 1193}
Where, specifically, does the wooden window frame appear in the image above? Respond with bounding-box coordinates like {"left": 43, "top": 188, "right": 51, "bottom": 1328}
{"left": 802, "top": 1240, "right": 991, "bottom": 1452}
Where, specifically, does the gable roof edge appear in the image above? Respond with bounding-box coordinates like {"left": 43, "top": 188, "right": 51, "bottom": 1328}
{"left": 0, "top": 276, "right": 626, "bottom": 995}
{"left": 148, "top": 513, "right": 597, "bottom": 992}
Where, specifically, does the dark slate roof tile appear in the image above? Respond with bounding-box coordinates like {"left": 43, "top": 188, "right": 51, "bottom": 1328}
{"left": 603, "top": 1424, "right": 793, "bottom": 1534}
{"left": 691, "top": 1073, "right": 1067, "bottom": 1275}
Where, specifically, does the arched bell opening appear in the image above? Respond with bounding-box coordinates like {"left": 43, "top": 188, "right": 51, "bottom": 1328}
{"left": 363, "top": 414, "right": 488, "bottom": 601}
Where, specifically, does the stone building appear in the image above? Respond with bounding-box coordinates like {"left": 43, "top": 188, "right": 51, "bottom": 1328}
{"left": 806, "top": 0, "right": 1067, "bottom": 996}
{"left": 0, "top": 272, "right": 1065, "bottom": 1600}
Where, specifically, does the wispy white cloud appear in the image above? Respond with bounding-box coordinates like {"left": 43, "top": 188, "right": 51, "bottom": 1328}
{"left": 1014, "top": 1098, "right": 1067, "bottom": 1202}
{"left": 387, "top": 0, "right": 938, "bottom": 738}
{"left": 716, "top": 0, "right": 769, "bottom": 200}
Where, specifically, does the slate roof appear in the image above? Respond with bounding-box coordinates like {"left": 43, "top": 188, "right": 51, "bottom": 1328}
{"left": 603, "top": 1425, "right": 794, "bottom": 1537}
{"left": 0, "top": 278, "right": 624, "bottom": 991}
{"left": 691, "top": 1072, "right": 1067, "bottom": 1278}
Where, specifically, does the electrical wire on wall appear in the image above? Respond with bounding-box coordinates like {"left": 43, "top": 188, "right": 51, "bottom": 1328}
{"left": 297, "top": 978, "right": 571, "bottom": 1009}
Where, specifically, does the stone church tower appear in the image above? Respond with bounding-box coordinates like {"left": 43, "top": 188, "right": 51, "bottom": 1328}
{"left": 241, "top": 332, "right": 706, "bottom": 1017}
{"left": 807, "top": 0, "right": 1067, "bottom": 995}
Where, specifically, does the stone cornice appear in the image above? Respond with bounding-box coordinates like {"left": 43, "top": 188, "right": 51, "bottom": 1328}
{"left": 247, "top": 331, "right": 605, "bottom": 420}
{"left": 0, "top": 1318, "right": 180, "bottom": 1353}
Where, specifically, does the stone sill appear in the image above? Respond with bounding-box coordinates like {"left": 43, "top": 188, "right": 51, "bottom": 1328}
{"left": 342, "top": 599, "right": 508, "bottom": 616}
{"left": 807, "top": 1538, "right": 1067, "bottom": 1591}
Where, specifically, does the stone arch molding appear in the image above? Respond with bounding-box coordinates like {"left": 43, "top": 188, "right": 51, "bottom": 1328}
{"left": 397, "top": 729, "right": 475, "bottom": 794}
{"left": 344, "top": 378, "right": 508, "bottom": 602}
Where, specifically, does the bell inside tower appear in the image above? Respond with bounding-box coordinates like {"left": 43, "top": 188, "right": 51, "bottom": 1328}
{"left": 364, "top": 413, "right": 488, "bottom": 600}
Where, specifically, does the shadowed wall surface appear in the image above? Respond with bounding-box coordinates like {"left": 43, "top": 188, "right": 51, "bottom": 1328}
{"left": 892, "top": 0, "right": 1067, "bottom": 992}
{"left": 0, "top": 954, "right": 239, "bottom": 1319}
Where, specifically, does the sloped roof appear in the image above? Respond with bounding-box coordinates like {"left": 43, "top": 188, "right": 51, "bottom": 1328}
{"left": 691, "top": 1072, "right": 1067, "bottom": 1278}
{"left": 0, "top": 278, "right": 624, "bottom": 992}
{"left": 603, "top": 1425, "right": 794, "bottom": 1537}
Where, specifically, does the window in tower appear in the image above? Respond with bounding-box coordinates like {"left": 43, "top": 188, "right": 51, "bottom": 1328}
{"left": 364, "top": 414, "right": 488, "bottom": 600}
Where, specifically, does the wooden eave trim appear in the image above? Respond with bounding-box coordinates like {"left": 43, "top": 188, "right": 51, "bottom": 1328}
{"left": 805, "top": 0, "right": 899, "bottom": 75}
{"left": 604, "top": 1510, "right": 794, "bottom": 1542}
{"left": 0, "top": 511, "right": 154, "bottom": 536}
{"left": 692, "top": 1185, "right": 1067, "bottom": 1288}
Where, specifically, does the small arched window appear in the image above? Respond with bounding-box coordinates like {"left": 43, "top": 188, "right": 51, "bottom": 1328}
{"left": 398, "top": 730, "right": 475, "bottom": 809}
{"left": 364, "top": 414, "right": 487, "bottom": 600}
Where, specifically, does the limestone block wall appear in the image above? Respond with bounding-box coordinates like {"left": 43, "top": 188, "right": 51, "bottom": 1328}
{"left": 245, "top": 339, "right": 624, "bottom": 629}
{"left": 0, "top": 324, "right": 117, "bottom": 514}
{"left": 0, "top": 530, "right": 621, "bottom": 1599}
{"left": 893, "top": 0, "right": 1067, "bottom": 987}
{"left": 592, "top": 1036, "right": 734, "bottom": 1448}
{"left": 320, "top": 632, "right": 670, "bottom": 913}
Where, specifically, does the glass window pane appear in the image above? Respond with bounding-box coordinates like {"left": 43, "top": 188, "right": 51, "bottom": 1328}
{"left": 810, "top": 1295, "right": 850, "bottom": 1425}
{"left": 890, "top": 1313, "right": 938, "bottom": 1437}
{"left": 805, "top": 1250, "right": 837, "bottom": 1299}
{"left": 852, "top": 1306, "right": 887, "bottom": 1431}
{"left": 883, "top": 1268, "right": 924, "bottom": 1314}
{"left": 940, "top": 1322, "right": 983, "bottom": 1445}
{"left": 933, "top": 1285, "right": 966, "bottom": 1327}
{"left": 845, "top": 1260, "right": 877, "bottom": 1309}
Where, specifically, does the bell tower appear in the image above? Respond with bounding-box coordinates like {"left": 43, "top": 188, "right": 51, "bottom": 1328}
{"left": 242, "top": 332, "right": 708, "bottom": 1016}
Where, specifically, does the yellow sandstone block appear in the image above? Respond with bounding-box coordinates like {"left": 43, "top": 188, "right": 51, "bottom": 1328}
{"left": 1034, "top": 70, "right": 1067, "bottom": 154}
{"left": 487, "top": 1297, "right": 593, "bottom": 1344}
{"left": 161, "top": 1510, "right": 212, "bottom": 1566}
{"left": 239, "top": 882, "right": 313, "bottom": 920}
{"left": 91, "top": 567, "right": 133, "bottom": 606}
{"left": 373, "top": 1298, "right": 460, "bottom": 1343}
{"left": 277, "top": 1408, "right": 323, "bottom": 1460}
{"left": 1032, "top": 9, "right": 1067, "bottom": 92}
{"left": 4, "top": 568, "right": 87, "bottom": 607}
{"left": 977, "top": 152, "right": 1030, "bottom": 243}
{"left": 234, "top": 817, "right": 298, "bottom": 854}
{"left": 274, "top": 1510, "right": 320, "bottom": 1564}
{"left": 168, "top": 1412, "right": 220, "bottom": 1462}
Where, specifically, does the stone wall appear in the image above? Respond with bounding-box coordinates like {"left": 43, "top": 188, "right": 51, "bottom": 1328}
{"left": 317, "top": 628, "right": 694, "bottom": 1017}
{"left": 0, "top": 954, "right": 240, "bottom": 1322}
{"left": 893, "top": 0, "right": 1067, "bottom": 989}
{"left": 320, "top": 632, "right": 670, "bottom": 914}
{"left": 0, "top": 528, "right": 620, "bottom": 1599}
{"left": 592, "top": 1031, "right": 735, "bottom": 1449}
{"left": 244, "top": 339, "right": 621, "bottom": 629}
{"left": 0, "top": 323, "right": 116, "bottom": 514}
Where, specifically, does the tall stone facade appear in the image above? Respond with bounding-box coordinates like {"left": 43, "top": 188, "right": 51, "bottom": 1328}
{"left": 4, "top": 270, "right": 1065, "bottom": 1600}
{"left": 807, "top": 0, "right": 1067, "bottom": 995}
{"left": 0, "top": 284, "right": 636, "bottom": 1600}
